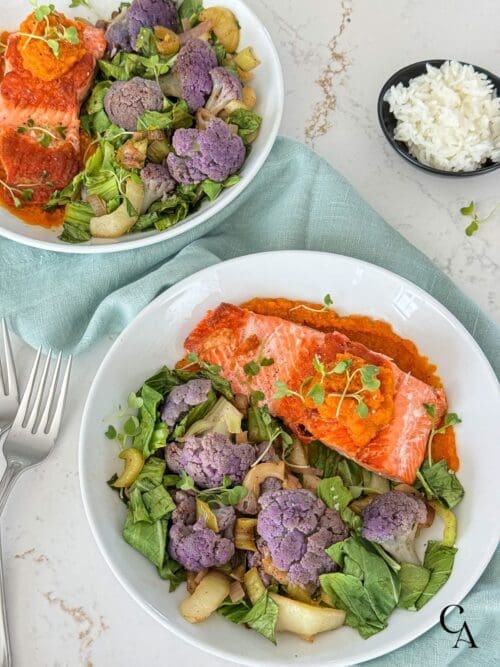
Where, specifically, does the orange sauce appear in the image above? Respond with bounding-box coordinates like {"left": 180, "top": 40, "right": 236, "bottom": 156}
{"left": 242, "top": 297, "right": 459, "bottom": 470}
{"left": 0, "top": 190, "right": 64, "bottom": 228}
{"left": 18, "top": 13, "right": 86, "bottom": 82}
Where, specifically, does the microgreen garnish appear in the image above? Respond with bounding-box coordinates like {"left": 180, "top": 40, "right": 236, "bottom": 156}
{"left": 290, "top": 293, "right": 334, "bottom": 313}
{"left": 330, "top": 362, "right": 380, "bottom": 418}
{"left": 19, "top": 1, "right": 80, "bottom": 58}
{"left": 17, "top": 119, "right": 67, "bottom": 147}
{"left": 176, "top": 472, "right": 247, "bottom": 506}
{"left": 251, "top": 422, "right": 293, "bottom": 468}
{"left": 273, "top": 356, "right": 380, "bottom": 419}
{"left": 423, "top": 404, "right": 461, "bottom": 466}
{"left": 250, "top": 390, "right": 265, "bottom": 406}
{"left": 0, "top": 178, "right": 38, "bottom": 208}
{"left": 105, "top": 425, "right": 117, "bottom": 439}
{"left": 180, "top": 351, "right": 221, "bottom": 375}
{"left": 460, "top": 200, "right": 499, "bottom": 237}
{"left": 243, "top": 356, "right": 274, "bottom": 378}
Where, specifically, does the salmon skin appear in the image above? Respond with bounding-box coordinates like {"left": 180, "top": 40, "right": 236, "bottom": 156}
{"left": 184, "top": 303, "right": 447, "bottom": 484}
{"left": 0, "top": 26, "right": 106, "bottom": 203}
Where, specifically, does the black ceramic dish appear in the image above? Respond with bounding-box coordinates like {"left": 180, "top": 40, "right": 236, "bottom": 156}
{"left": 378, "top": 59, "right": 500, "bottom": 177}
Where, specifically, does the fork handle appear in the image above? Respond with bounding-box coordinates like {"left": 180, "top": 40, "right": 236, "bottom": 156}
{"left": 0, "top": 463, "right": 23, "bottom": 519}
{"left": 0, "top": 536, "right": 12, "bottom": 667}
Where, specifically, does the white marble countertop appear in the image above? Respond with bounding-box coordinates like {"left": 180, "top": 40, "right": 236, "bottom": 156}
{"left": 2, "top": 1, "right": 499, "bottom": 666}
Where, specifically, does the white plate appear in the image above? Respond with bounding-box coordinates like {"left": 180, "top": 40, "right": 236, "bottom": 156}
{"left": 79, "top": 251, "right": 500, "bottom": 666}
{"left": 0, "top": 0, "right": 283, "bottom": 253}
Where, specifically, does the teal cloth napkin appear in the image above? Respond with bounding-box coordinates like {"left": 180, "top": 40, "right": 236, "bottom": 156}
{"left": 0, "top": 137, "right": 498, "bottom": 663}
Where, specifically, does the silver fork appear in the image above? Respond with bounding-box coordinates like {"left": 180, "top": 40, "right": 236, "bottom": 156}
{"left": 0, "top": 319, "right": 19, "bottom": 437}
{"left": 0, "top": 347, "right": 72, "bottom": 667}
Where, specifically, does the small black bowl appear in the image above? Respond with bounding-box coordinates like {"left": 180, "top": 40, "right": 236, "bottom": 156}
{"left": 377, "top": 59, "right": 500, "bottom": 177}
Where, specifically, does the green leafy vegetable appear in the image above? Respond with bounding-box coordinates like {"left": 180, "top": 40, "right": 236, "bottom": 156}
{"left": 415, "top": 541, "right": 457, "bottom": 610}
{"left": 142, "top": 485, "right": 176, "bottom": 521}
{"left": 157, "top": 555, "right": 186, "bottom": 591}
{"left": 320, "top": 573, "right": 387, "bottom": 639}
{"left": 217, "top": 598, "right": 251, "bottom": 623}
{"left": 417, "top": 460, "right": 464, "bottom": 509}
{"left": 308, "top": 440, "right": 341, "bottom": 477}
{"left": 244, "top": 591, "right": 279, "bottom": 644}
{"left": 322, "top": 536, "right": 400, "bottom": 638}
{"left": 218, "top": 592, "right": 278, "bottom": 643}
{"left": 178, "top": 0, "right": 203, "bottom": 26}
{"left": 171, "top": 389, "right": 217, "bottom": 439}
{"left": 133, "top": 457, "right": 166, "bottom": 492}
{"left": 227, "top": 109, "right": 262, "bottom": 143}
{"left": 317, "top": 476, "right": 361, "bottom": 531}
{"left": 122, "top": 513, "right": 167, "bottom": 568}
{"left": 132, "top": 384, "right": 165, "bottom": 458}
{"left": 129, "top": 486, "right": 152, "bottom": 523}
{"left": 397, "top": 563, "right": 431, "bottom": 610}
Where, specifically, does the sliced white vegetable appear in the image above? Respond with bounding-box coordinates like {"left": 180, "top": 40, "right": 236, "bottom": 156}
{"left": 180, "top": 571, "right": 231, "bottom": 624}
{"left": 270, "top": 593, "right": 345, "bottom": 640}
{"left": 90, "top": 179, "right": 144, "bottom": 238}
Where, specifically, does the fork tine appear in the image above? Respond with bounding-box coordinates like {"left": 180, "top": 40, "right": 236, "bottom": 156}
{"left": 25, "top": 349, "right": 52, "bottom": 433}
{"left": 2, "top": 320, "right": 18, "bottom": 401}
{"left": 38, "top": 352, "right": 62, "bottom": 433}
{"left": 12, "top": 346, "right": 42, "bottom": 429}
{"left": 44, "top": 355, "right": 71, "bottom": 436}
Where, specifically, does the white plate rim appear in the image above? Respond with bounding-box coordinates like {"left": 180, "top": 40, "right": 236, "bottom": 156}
{"left": 79, "top": 250, "right": 500, "bottom": 666}
{"left": 0, "top": 0, "right": 284, "bottom": 254}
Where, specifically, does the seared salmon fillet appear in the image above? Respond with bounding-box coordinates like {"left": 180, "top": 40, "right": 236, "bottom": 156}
{"left": 184, "top": 303, "right": 447, "bottom": 484}
{"left": 0, "top": 24, "right": 105, "bottom": 203}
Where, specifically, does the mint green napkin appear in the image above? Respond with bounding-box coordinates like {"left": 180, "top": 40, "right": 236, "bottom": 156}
{"left": 0, "top": 137, "right": 498, "bottom": 664}
{"left": 1, "top": 137, "right": 498, "bottom": 377}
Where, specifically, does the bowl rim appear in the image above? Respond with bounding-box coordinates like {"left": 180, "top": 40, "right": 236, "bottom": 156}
{"left": 377, "top": 59, "right": 500, "bottom": 177}
{"left": 79, "top": 249, "right": 500, "bottom": 667}
{"left": 0, "top": 0, "right": 285, "bottom": 254}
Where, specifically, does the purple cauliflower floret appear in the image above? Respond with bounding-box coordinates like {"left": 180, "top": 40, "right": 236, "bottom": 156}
{"left": 105, "top": 6, "right": 132, "bottom": 54}
{"left": 257, "top": 489, "right": 348, "bottom": 590}
{"left": 104, "top": 77, "right": 163, "bottom": 131}
{"left": 247, "top": 550, "right": 272, "bottom": 587}
{"left": 204, "top": 67, "right": 243, "bottom": 115}
{"left": 140, "top": 163, "right": 177, "bottom": 211}
{"left": 361, "top": 491, "right": 427, "bottom": 565}
{"left": 167, "top": 118, "right": 245, "bottom": 184}
{"left": 166, "top": 432, "right": 256, "bottom": 488}
{"left": 159, "top": 39, "right": 217, "bottom": 112}
{"left": 214, "top": 505, "right": 236, "bottom": 538}
{"left": 171, "top": 490, "right": 196, "bottom": 525}
{"left": 168, "top": 518, "right": 234, "bottom": 571}
{"left": 160, "top": 378, "right": 212, "bottom": 426}
{"left": 128, "top": 0, "right": 179, "bottom": 47}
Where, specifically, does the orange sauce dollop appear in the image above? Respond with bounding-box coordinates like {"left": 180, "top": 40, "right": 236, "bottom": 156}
{"left": 18, "top": 12, "right": 86, "bottom": 81}
{"left": 242, "top": 297, "right": 459, "bottom": 470}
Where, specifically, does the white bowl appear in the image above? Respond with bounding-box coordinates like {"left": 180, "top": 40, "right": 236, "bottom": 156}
{"left": 0, "top": 0, "right": 283, "bottom": 253}
{"left": 79, "top": 251, "right": 500, "bottom": 666}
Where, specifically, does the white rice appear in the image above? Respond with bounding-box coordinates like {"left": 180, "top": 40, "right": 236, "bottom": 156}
{"left": 384, "top": 60, "right": 500, "bottom": 171}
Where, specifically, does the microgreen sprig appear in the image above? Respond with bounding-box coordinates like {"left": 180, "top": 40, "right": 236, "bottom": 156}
{"left": 0, "top": 178, "right": 36, "bottom": 208}
{"left": 176, "top": 472, "right": 247, "bottom": 506}
{"left": 17, "top": 119, "right": 67, "bottom": 147}
{"left": 180, "top": 351, "right": 222, "bottom": 375}
{"left": 290, "top": 293, "right": 334, "bottom": 313}
{"left": 273, "top": 357, "right": 381, "bottom": 419}
{"left": 20, "top": 1, "right": 80, "bottom": 58}
{"left": 460, "top": 200, "right": 499, "bottom": 237}
{"left": 423, "top": 403, "right": 461, "bottom": 466}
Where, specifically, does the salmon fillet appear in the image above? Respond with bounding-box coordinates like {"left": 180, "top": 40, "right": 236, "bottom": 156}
{"left": 0, "top": 25, "right": 105, "bottom": 203}
{"left": 184, "top": 303, "right": 447, "bottom": 484}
